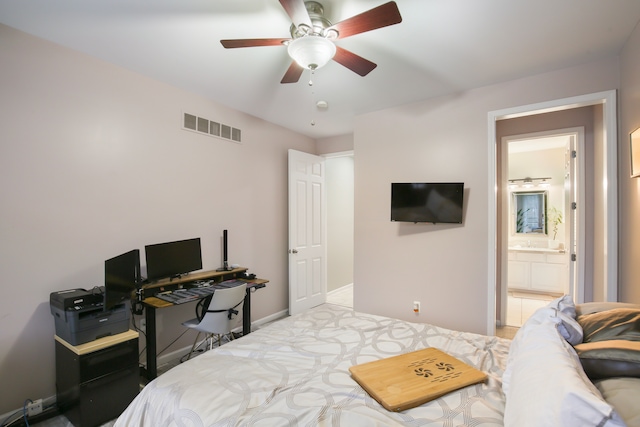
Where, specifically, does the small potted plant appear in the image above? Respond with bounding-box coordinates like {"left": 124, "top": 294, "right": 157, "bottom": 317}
{"left": 547, "top": 206, "right": 563, "bottom": 248}
{"left": 516, "top": 208, "right": 530, "bottom": 233}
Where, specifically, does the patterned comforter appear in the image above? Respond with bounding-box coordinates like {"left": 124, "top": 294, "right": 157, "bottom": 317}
{"left": 116, "top": 304, "right": 511, "bottom": 426}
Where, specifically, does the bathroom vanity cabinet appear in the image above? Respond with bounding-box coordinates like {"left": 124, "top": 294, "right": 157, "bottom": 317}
{"left": 507, "top": 249, "right": 568, "bottom": 294}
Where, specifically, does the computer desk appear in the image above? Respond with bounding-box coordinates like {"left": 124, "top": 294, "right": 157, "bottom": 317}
{"left": 140, "top": 267, "right": 267, "bottom": 380}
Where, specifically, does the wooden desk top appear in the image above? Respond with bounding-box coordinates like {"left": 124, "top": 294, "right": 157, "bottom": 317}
{"left": 141, "top": 267, "right": 248, "bottom": 291}
{"left": 142, "top": 268, "right": 268, "bottom": 309}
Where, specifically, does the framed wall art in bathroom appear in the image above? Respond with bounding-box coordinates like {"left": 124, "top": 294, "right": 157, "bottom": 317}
{"left": 630, "top": 127, "right": 640, "bottom": 177}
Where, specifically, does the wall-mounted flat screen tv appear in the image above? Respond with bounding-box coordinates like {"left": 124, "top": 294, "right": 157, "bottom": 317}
{"left": 104, "top": 249, "right": 141, "bottom": 311}
{"left": 145, "top": 237, "right": 202, "bottom": 282}
{"left": 391, "top": 182, "right": 464, "bottom": 224}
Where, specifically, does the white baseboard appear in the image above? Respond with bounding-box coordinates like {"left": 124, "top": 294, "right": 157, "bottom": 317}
{"left": 328, "top": 283, "right": 353, "bottom": 296}
{"left": 253, "top": 309, "right": 289, "bottom": 326}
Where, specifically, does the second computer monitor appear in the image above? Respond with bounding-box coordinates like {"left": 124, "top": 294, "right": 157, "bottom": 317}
{"left": 145, "top": 237, "right": 202, "bottom": 282}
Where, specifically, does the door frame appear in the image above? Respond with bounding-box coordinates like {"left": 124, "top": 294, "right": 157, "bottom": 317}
{"left": 487, "top": 90, "right": 618, "bottom": 334}
{"left": 322, "top": 150, "right": 354, "bottom": 300}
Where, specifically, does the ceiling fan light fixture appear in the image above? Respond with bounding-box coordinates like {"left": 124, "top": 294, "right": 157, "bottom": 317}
{"left": 287, "top": 35, "right": 336, "bottom": 70}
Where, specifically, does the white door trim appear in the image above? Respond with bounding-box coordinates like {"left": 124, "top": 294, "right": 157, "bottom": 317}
{"left": 487, "top": 90, "right": 618, "bottom": 335}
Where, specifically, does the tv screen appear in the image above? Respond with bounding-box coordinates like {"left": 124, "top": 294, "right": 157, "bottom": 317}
{"left": 391, "top": 182, "right": 464, "bottom": 223}
{"left": 145, "top": 237, "right": 202, "bottom": 282}
{"left": 104, "top": 249, "right": 141, "bottom": 311}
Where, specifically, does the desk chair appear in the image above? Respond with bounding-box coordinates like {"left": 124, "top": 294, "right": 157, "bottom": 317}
{"left": 182, "top": 283, "right": 246, "bottom": 360}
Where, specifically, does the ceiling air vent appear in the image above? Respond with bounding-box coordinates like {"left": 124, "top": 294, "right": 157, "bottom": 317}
{"left": 184, "top": 113, "right": 197, "bottom": 131}
{"left": 210, "top": 121, "right": 221, "bottom": 137}
{"left": 221, "top": 124, "right": 231, "bottom": 139}
{"left": 182, "top": 112, "right": 241, "bottom": 143}
{"left": 231, "top": 128, "right": 241, "bottom": 142}
{"left": 197, "top": 117, "right": 209, "bottom": 133}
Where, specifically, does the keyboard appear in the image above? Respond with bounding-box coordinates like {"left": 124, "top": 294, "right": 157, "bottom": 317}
{"left": 215, "top": 279, "right": 248, "bottom": 289}
{"left": 154, "top": 279, "right": 246, "bottom": 304}
{"left": 155, "top": 289, "right": 201, "bottom": 304}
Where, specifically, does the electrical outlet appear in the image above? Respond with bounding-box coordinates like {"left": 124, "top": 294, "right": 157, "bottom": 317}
{"left": 413, "top": 301, "right": 421, "bottom": 314}
{"left": 140, "top": 318, "right": 146, "bottom": 331}
{"left": 27, "top": 399, "right": 43, "bottom": 417}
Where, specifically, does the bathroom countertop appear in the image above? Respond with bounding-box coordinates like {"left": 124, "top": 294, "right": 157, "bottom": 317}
{"left": 508, "top": 246, "right": 565, "bottom": 254}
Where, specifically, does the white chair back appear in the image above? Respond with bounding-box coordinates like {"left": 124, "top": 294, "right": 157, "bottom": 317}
{"left": 196, "top": 283, "right": 246, "bottom": 336}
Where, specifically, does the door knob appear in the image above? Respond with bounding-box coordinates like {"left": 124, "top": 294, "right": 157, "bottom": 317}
{"left": 289, "top": 249, "right": 298, "bottom": 254}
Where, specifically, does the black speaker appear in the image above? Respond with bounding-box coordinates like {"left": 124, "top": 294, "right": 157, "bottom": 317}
{"left": 217, "top": 229, "right": 232, "bottom": 271}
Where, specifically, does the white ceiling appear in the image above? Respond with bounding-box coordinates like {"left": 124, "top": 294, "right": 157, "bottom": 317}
{"left": 2, "top": 0, "right": 640, "bottom": 140}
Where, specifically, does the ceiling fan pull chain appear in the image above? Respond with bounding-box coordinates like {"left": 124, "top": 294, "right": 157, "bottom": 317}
{"left": 309, "top": 69, "right": 316, "bottom": 126}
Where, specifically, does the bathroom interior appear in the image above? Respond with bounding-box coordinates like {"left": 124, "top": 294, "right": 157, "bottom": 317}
{"left": 504, "top": 132, "right": 575, "bottom": 327}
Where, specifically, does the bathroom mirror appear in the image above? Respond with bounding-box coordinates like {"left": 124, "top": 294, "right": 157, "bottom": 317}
{"left": 512, "top": 191, "right": 547, "bottom": 235}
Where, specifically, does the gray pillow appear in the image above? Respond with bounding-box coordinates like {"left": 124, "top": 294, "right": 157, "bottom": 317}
{"left": 577, "top": 308, "right": 640, "bottom": 343}
{"left": 576, "top": 302, "right": 640, "bottom": 317}
{"left": 574, "top": 340, "right": 640, "bottom": 380}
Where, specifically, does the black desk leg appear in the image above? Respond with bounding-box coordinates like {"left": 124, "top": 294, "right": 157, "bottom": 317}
{"left": 145, "top": 305, "right": 157, "bottom": 380}
{"left": 243, "top": 289, "right": 251, "bottom": 336}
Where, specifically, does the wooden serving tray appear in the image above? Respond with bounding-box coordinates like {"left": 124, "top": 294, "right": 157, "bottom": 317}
{"left": 349, "top": 347, "right": 487, "bottom": 412}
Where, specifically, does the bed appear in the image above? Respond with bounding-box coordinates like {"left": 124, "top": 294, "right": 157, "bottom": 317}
{"left": 115, "top": 299, "right": 640, "bottom": 427}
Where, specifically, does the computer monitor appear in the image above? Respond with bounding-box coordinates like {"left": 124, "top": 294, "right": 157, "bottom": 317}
{"left": 104, "top": 249, "right": 141, "bottom": 311}
{"left": 145, "top": 237, "right": 202, "bottom": 282}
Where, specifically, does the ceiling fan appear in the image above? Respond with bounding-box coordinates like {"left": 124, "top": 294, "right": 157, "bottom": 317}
{"left": 220, "top": 0, "right": 402, "bottom": 84}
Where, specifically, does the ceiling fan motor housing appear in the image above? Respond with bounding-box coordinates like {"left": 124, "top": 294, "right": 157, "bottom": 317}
{"left": 289, "top": 1, "right": 338, "bottom": 39}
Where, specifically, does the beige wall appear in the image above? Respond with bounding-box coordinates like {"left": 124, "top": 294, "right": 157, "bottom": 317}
{"left": 317, "top": 134, "right": 354, "bottom": 154}
{"left": 619, "top": 19, "right": 640, "bottom": 303}
{"left": 0, "top": 24, "right": 315, "bottom": 414}
{"left": 353, "top": 58, "right": 620, "bottom": 335}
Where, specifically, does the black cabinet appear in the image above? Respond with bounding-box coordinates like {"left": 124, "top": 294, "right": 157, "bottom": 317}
{"left": 55, "top": 330, "right": 139, "bottom": 427}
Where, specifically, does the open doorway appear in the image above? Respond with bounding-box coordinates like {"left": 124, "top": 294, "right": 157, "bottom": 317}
{"left": 324, "top": 152, "right": 354, "bottom": 308}
{"left": 500, "top": 129, "right": 584, "bottom": 332}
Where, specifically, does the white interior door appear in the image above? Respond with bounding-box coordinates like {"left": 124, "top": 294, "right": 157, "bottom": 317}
{"left": 288, "top": 149, "right": 326, "bottom": 315}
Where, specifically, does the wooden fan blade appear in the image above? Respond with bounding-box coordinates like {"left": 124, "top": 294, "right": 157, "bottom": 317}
{"left": 281, "top": 61, "right": 304, "bottom": 84}
{"left": 329, "top": 1, "right": 402, "bottom": 39}
{"left": 220, "top": 38, "right": 290, "bottom": 48}
{"left": 279, "top": 0, "right": 312, "bottom": 27}
{"left": 333, "top": 46, "right": 377, "bottom": 77}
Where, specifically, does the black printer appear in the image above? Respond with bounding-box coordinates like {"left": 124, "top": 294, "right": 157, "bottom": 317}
{"left": 50, "top": 287, "right": 130, "bottom": 346}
